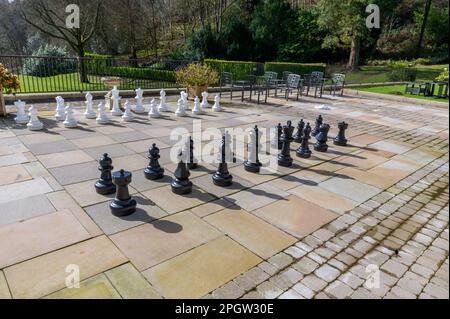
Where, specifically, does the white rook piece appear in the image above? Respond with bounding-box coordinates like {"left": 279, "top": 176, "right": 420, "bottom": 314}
{"left": 175, "top": 98, "right": 186, "bottom": 117}
{"left": 27, "top": 105, "right": 44, "bottom": 131}
{"left": 158, "top": 89, "right": 169, "bottom": 112}
{"left": 84, "top": 92, "right": 96, "bottom": 119}
{"left": 55, "top": 96, "right": 66, "bottom": 121}
{"left": 63, "top": 104, "right": 78, "bottom": 128}
{"left": 148, "top": 98, "right": 161, "bottom": 118}
{"left": 111, "top": 86, "right": 123, "bottom": 116}
{"left": 122, "top": 100, "right": 134, "bottom": 122}
{"left": 96, "top": 102, "right": 110, "bottom": 124}
{"left": 14, "top": 100, "right": 29, "bottom": 124}
{"left": 192, "top": 96, "right": 203, "bottom": 115}
{"left": 134, "top": 88, "right": 146, "bottom": 113}
{"left": 212, "top": 94, "right": 222, "bottom": 112}
{"left": 201, "top": 91, "right": 210, "bottom": 109}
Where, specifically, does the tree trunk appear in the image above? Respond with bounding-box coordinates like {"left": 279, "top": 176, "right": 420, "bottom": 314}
{"left": 0, "top": 88, "right": 6, "bottom": 117}
{"left": 78, "top": 48, "right": 89, "bottom": 83}
{"left": 347, "top": 36, "right": 361, "bottom": 71}
{"left": 416, "top": 0, "right": 432, "bottom": 57}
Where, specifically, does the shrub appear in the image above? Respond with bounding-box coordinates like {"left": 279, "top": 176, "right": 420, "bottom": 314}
{"left": 205, "top": 59, "right": 261, "bottom": 81}
{"left": 436, "top": 68, "right": 449, "bottom": 82}
{"left": 24, "top": 44, "right": 77, "bottom": 77}
{"left": 388, "top": 68, "right": 418, "bottom": 82}
{"left": 97, "top": 66, "right": 176, "bottom": 82}
{"left": 265, "top": 62, "right": 326, "bottom": 77}
{"left": 176, "top": 63, "right": 219, "bottom": 87}
{"left": 0, "top": 63, "right": 20, "bottom": 93}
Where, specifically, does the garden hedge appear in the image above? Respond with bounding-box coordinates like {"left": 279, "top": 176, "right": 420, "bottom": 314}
{"left": 87, "top": 65, "right": 176, "bottom": 82}
{"left": 264, "top": 62, "right": 326, "bottom": 76}
{"left": 205, "top": 59, "right": 263, "bottom": 81}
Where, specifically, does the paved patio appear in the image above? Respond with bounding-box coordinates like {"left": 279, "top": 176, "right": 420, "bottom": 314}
{"left": 0, "top": 93, "right": 448, "bottom": 299}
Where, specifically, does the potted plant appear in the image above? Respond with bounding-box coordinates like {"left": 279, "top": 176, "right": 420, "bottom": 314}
{"left": 176, "top": 63, "right": 219, "bottom": 99}
{"left": 0, "top": 63, "right": 20, "bottom": 117}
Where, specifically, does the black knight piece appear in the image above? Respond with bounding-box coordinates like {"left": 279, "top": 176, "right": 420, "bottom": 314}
{"left": 271, "top": 123, "right": 283, "bottom": 150}
{"left": 244, "top": 125, "right": 263, "bottom": 173}
{"left": 296, "top": 123, "right": 312, "bottom": 158}
{"left": 334, "top": 121, "right": 349, "bottom": 146}
{"left": 110, "top": 169, "right": 137, "bottom": 217}
{"left": 278, "top": 125, "right": 293, "bottom": 167}
{"left": 144, "top": 144, "right": 165, "bottom": 180}
{"left": 213, "top": 135, "right": 233, "bottom": 187}
{"left": 187, "top": 136, "right": 198, "bottom": 169}
{"left": 171, "top": 151, "right": 193, "bottom": 195}
{"left": 293, "top": 119, "right": 305, "bottom": 143}
{"left": 95, "top": 153, "right": 116, "bottom": 195}
{"left": 312, "top": 115, "right": 323, "bottom": 137}
{"left": 314, "top": 124, "right": 331, "bottom": 152}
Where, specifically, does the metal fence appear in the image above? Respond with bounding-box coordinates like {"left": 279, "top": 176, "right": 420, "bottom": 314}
{"left": 0, "top": 55, "right": 193, "bottom": 94}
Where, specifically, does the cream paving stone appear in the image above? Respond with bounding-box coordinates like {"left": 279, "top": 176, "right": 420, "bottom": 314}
{"left": 193, "top": 174, "right": 254, "bottom": 198}
{"left": 111, "top": 211, "right": 221, "bottom": 270}
{"left": 0, "top": 153, "right": 29, "bottom": 167}
{"left": 71, "top": 135, "right": 116, "bottom": 149}
{"left": 369, "top": 140, "right": 413, "bottom": 155}
{"left": 338, "top": 151, "right": 389, "bottom": 170}
{"left": 23, "top": 161, "right": 51, "bottom": 178}
{"left": 26, "top": 140, "right": 78, "bottom": 156}
{"left": 142, "top": 185, "right": 215, "bottom": 214}
{"left": 124, "top": 139, "right": 170, "bottom": 153}
{"left": 130, "top": 169, "right": 174, "bottom": 192}
{"left": 18, "top": 133, "right": 65, "bottom": 145}
{"left": 113, "top": 154, "right": 149, "bottom": 172}
{"left": 319, "top": 177, "right": 382, "bottom": 204}
{"left": 164, "top": 162, "right": 215, "bottom": 179}
{"left": 0, "top": 209, "right": 91, "bottom": 268}
{"left": 229, "top": 165, "right": 279, "bottom": 185}
{"left": 4, "top": 236, "right": 127, "bottom": 299}
{"left": 401, "top": 148, "right": 442, "bottom": 165}
{"left": 289, "top": 184, "right": 358, "bottom": 215}
{"left": 85, "top": 197, "right": 167, "bottom": 235}
{"left": 190, "top": 199, "right": 236, "bottom": 218}
{"left": 83, "top": 143, "right": 135, "bottom": 160}
{"left": 143, "top": 236, "right": 262, "bottom": 299}
{"left": 0, "top": 164, "right": 31, "bottom": 186}
{"left": 95, "top": 125, "right": 135, "bottom": 135}
{"left": 348, "top": 134, "right": 383, "bottom": 147}
{"left": 0, "top": 130, "right": 14, "bottom": 139}
{"left": 49, "top": 161, "right": 99, "bottom": 186}
{"left": 336, "top": 167, "right": 397, "bottom": 189}
{"left": 252, "top": 195, "right": 339, "bottom": 238}
{"left": 0, "top": 271, "right": 11, "bottom": 299}
{"left": 142, "top": 126, "right": 175, "bottom": 138}
{"left": 0, "top": 194, "right": 56, "bottom": 227}
{"left": 204, "top": 208, "right": 296, "bottom": 259}
{"left": 0, "top": 178, "right": 53, "bottom": 204}
{"left": 45, "top": 274, "right": 121, "bottom": 299}
{"left": 37, "top": 150, "right": 94, "bottom": 169}
{"left": 105, "top": 263, "right": 161, "bottom": 299}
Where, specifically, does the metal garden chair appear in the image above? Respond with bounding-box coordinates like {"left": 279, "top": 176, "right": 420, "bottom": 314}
{"left": 328, "top": 73, "right": 346, "bottom": 96}
{"left": 306, "top": 71, "right": 325, "bottom": 98}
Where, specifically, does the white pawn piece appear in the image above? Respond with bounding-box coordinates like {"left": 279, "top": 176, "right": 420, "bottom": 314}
{"left": 27, "top": 105, "right": 44, "bottom": 131}
{"left": 200, "top": 91, "right": 210, "bottom": 109}
{"left": 175, "top": 98, "right": 186, "bottom": 117}
{"left": 148, "top": 98, "right": 161, "bottom": 118}
{"left": 212, "top": 95, "right": 222, "bottom": 112}
{"left": 158, "top": 90, "right": 169, "bottom": 112}
{"left": 111, "top": 95, "right": 123, "bottom": 116}
{"left": 122, "top": 100, "right": 134, "bottom": 122}
{"left": 96, "top": 102, "right": 110, "bottom": 124}
{"left": 55, "top": 96, "right": 66, "bottom": 121}
{"left": 192, "top": 96, "right": 203, "bottom": 115}
{"left": 134, "top": 88, "right": 146, "bottom": 114}
{"left": 84, "top": 92, "right": 97, "bottom": 119}
{"left": 63, "top": 104, "right": 78, "bottom": 128}
{"left": 14, "top": 100, "right": 29, "bottom": 124}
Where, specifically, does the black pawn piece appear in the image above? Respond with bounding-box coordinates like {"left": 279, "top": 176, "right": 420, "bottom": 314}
{"left": 296, "top": 123, "right": 312, "bottom": 158}
{"left": 244, "top": 125, "right": 263, "bottom": 173}
{"left": 293, "top": 119, "right": 305, "bottom": 143}
{"left": 187, "top": 136, "right": 198, "bottom": 169}
{"left": 144, "top": 144, "right": 164, "bottom": 180}
{"left": 171, "top": 151, "right": 193, "bottom": 195}
{"left": 213, "top": 136, "right": 233, "bottom": 187}
{"left": 312, "top": 115, "right": 323, "bottom": 137}
{"left": 314, "top": 124, "right": 331, "bottom": 152}
{"left": 110, "top": 169, "right": 137, "bottom": 217}
{"left": 286, "top": 120, "right": 295, "bottom": 142}
{"left": 271, "top": 123, "right": 283, "bottom": 150}
{"left": 278, "top": 125, "right": 293, "bottom": 167}
{"left": 95, "top": 153, "right": 116, "bottom": 195}
{"left": 334, "top": 122, "right": 349, "bottom": 146}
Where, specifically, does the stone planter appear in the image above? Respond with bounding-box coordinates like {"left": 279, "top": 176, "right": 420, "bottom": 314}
{"left": 188, "top": 85, "right": 208, "bottom": 100}
{"left": 0, "top": 88, "right": 6, "bottom": 117}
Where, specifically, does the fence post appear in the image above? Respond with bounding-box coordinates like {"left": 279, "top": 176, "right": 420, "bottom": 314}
{"left": 0, "top": 87, "right": 6, "bottom": 117}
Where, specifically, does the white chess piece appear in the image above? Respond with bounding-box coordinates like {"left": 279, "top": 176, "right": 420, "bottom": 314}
{"left": 212, "top": 95, "right": 222, "bottom": 112}
{"left": 175, "top": 98, "right": 186, "bottom": 117}
{"left": 192, "top": 96, "right": 203, "bottom": 115}
{"left": 134, "top": 88, "right": 146, "bottom": 113}
{"left": 201, "top": 91, "right": 210, "bottom": 109}
{"left": 148, "top": 98, "right": 161, "bottom": 118}
{"left": 96, "top": 102, "right": 110, "bottom": 124}
{"left": 158, "top": 90, "right": 169, "bottom": 112}
{"left": 27, "top": 105, "right": 44, "bottom": 131}
{"left": 55, "top": 96, "right": 66, "bottom": 121}
{"left": 84, "top": 92, "right": 97, "bottom": 119}
{"left": 122, "top": 100, "right": 134, "bottom": 122}
{"left": 14, "top": 100, "right": 29, "bottom": 124}
{"left": 63, "top": 104, "right": 78, "bottom": 128}
{"left": 111, "top": 95, "right": 123, "bottom": 116}
{"left": 181, "top": 91, "right": 188, "bottom": 110}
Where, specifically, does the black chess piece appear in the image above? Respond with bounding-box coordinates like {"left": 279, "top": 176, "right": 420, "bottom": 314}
{"left": 95, "top": 153, "right": 116, "bottom": 195}
{"left": 334, "top": 122, "right": 349, "bottom": 146}
{"left": 293, "top": 119, "right": 305, "bottom": 143}
{"left": 213, "top": 135, "right": 233, "bottom": 187}
{"left": 271, "top": 123, "right": 283, "bottom": 150}
{"left": 187, "top": 136, "right": 198, "bottom": 169}
{"left": 144, "top": 144, "right": 165, "bottom": 180}
{"left": 278, "top": 125, "right": 293, "bottom": 167}
{"left": 314, "top": 124, "right": 331, "bottom": 152}
{"left": 286, "top": 121, "right": 295, "bottom": 142}
{"left": 312, "top": 115, "right": 323, "bottom": 137}
{"left": 296, "top": 123, "right": 312, "bottom": 158}
{"left": 171, "top": 151, "right": 193, "bottom": 195}
{"left": 244, "top": 125, "right": 263, "bottom": 173}
{"left": 110, "top": 169, "right": 137, "bottom": 217}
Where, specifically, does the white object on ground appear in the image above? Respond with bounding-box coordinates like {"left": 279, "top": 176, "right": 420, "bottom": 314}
{"left": 122, "top": 100, "right": 134, "bottom": 122}
{"left": 63, "top": 104, "right": 78, "bottom": 128}
{"left": 14, "top": 100, "right": 29, "bottom": 124}
{"left": 192, "top": 96, "right": 203, "bottom": 115}
{"left": 158, "top": 90, "right": 169, "bottom": 112}
{"left": 212, "top": 95, "right": 222, "bottom": 112}
{"left": 134, "top": 88, "right": 146, "bottom": 113}
{"left": 201, "top": 91, "right": 210, "bottom": 109}
{"left": 148, "top": 98, "right": 161, "bottom": 118}
{"left": 84, "top": 92, "right": 97, "bottom": 119}
{"left": 55, "top": 96, "right": 66, "bottom": 121}
{"left": 175, "top": 98, "right": 186, "bottom": 117}
{"left": 27, "top": 105, "right": 44, "bottom": 131}
{"left": 315, "top": 104, "right": 332, "bottom": 110}
{"left": 96, "top": 102, "right": 110, "bottom": 124}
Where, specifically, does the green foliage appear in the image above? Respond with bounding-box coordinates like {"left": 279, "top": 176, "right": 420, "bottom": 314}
{"left": 265, "top": 62, "right": 326, "bottom": 76}
{"left": 24, "top": 44, "right": 77, "bottom": 77}
{"left": 436, "top": 68, "right": 449, "bottom": 82}
{"left": 175, "top": 63, "right": 219, "bottom": 87}
{"left": 88, "top": 65, "right": 176, "bottom": 82}
{"left": 84, "top": 52, "right": 113, "bottom": 59}
{"left": 205, "top": 59, "right": 261, "bottom": 81}
{"left": 388, "top": 68, "right": 418, "bottom": 82}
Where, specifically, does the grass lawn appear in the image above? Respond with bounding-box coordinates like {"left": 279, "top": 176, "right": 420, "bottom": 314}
{"left": 357, "top": 84, "right": 449, "bottom": 103}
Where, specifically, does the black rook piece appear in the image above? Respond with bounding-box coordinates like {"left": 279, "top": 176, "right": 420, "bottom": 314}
{"left": 213, "top": 135, "right": 233, "bottom": 187}
{"left": 296, "top": 123, "right": 312, "bottom": 158}
{"left": 244, "top": 125, "right": 263, "bottom": 173}
{"left": 271, "top": 123, "right": 283, "bottom": 150}
{"left": 293, "top": 119, "right": 305, "bottom": 143}
{"left": 334, "top": 122, "right": 349, "bottom": 146}
{"left": 95, "top": 153, "right": 116, "bottom": 195}
{"left": 187, "top": 136, "right": 198, "bottom": 169}
{"left": 144, "top": 144, "right": 164, "bottom": 180}
{"left": 314, "top": 124, "right": 331, "bottom": 152}
{"left": 171, "top": 151, "right": 193, "bottom": 195}
{"left": 110, "top": 170, "right": 137, "bottom": 217}
{"left": 278, "top": 125, "right": 294, "bottom": 167}
{"left": 312, "top": 115, "right": 323, "bottom": 137}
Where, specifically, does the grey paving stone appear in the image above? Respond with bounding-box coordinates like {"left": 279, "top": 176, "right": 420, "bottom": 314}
{"left": 49, "top": 161, "right": 99, "bottom": 186}
{"left": 0, "top": 195, "right": 56, "bottom": 227}
{"left": 84, "top": 144, "right": 135, "bottom": 160}
{"left": 27, "top": 140, "right": 77, "bottom": 156}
